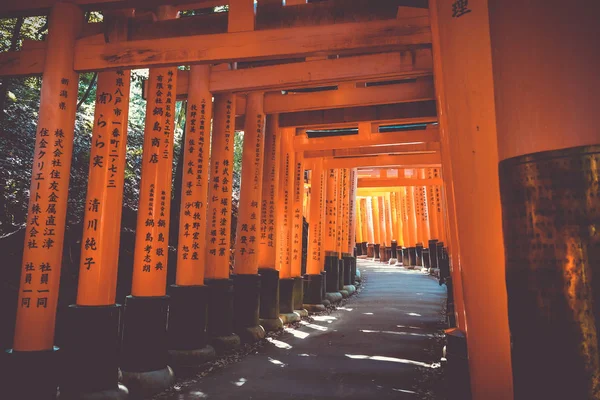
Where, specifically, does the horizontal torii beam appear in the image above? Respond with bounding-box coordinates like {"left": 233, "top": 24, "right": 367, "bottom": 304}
{"left": 314, "top": 153, "right": 441, "bottom": 169}
{"left": 303, "top": 142, "right": 440, "bottom": 158}
{"left": 357, "top": 177, "right": 443, "bottom": 188}
{"left": 295, "top": 123, "right": 439, "bottom": 151}
{"left": 72, "top": 16, "right": 430, "bottom": 72}
{"left": 171, "top": 49, "right": 432, "bottom": 94}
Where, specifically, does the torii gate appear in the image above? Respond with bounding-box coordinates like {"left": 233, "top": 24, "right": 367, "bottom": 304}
{"left": 0, "top": 1, "right": 598, "bottom": 400}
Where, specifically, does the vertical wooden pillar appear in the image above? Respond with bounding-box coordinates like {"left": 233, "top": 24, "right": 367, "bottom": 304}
{"left": 355, "top": 198, "right": 364, "bottom": 246}
{"left": 234, "top": 93, "right": 265, "bottom": 275}
{"left": 168, "top": 65, "right": 216, "bottom": 360}
{"left": 365, "top": 197, "right": 375, "bottom": 258}
{"left": 203, "top": 93, "right": 240, "bottom": 350}
{"left": 231, "top": 92, "right": 266, "bottom": 342}
{"left": 430, "top": 0, "right": 512, "bottom": 398}
{"left": 120, "top": 8, "right": 179, "bottom": 392}
{"left": 304, "top": 159, "right": 327, "bottom": 311}
{"left": 431, "top": 167, "right": 446, "bottom": 243}
{"left": 258, "top": 114, "right": 280, "bottom": 269}
{"left": 290, "top": 148, "right": 306, "bottom": 313}
{"left": 405, "top": 186, "right": 417, "bottom": 247}
{"left": 257, "top": 114, "right": 283, "bottom": 331}
{"left": 490, "top": 2, "right": 599, "bottom": 398}
{"left": 276, "top": 128, "right": 298, "bottom": 321}
{"left": 361, "top": 198, "right": 370, "bottom": 245}
{"left": 378, "top": 196, "right": 387, "bottom": 263}
{"left": 8, "top": 3, "right": 82, "bottom": 398}
{"left": 426, "top": 168, "right": 440, "bottom": 241}
{"left": 324, "top": 169, "right": 339, "bottom": 254}
{"left": 371, "top": 196, "right": 380, "bottom": 246}
{"left": 76, "top": 69, "right": 130, "bottom": 305}
{"left": 400, "top": 188, "right": 410, "bottom": 247}
{"left": 347, "top": 168, "right": 358, "bottom": 254}
{"left": 419, "top": 168, "right": 431, "bottom": 243}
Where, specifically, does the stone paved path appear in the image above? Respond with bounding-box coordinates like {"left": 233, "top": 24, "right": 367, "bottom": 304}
{"left": 157, "top": 259, "right": 447, "bottom": 399}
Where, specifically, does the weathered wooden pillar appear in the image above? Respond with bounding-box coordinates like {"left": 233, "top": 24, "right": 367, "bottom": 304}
{"left": 323, "top": 168, "right": 341, "bottom": 300}
{"left": 276, "top": 128, "right": 299, "bottom": 322}
{"left": 335, "top": 169, "right": 347, "bottom": 295}
{"left": 490, "top": 2, "right": 599, "bottom": 398}
{"left": 418, "top": 168, "right": 431, "bottom": 243}
{"left": 365, "top": 196, "right": 375, "bottom": 258}
{"left": 291, "top": 148, "right": 307, "bottom": 315}
{"left": 120, "top": 8, "right": 179, "bottom": 393}
{"left": 405, "top": 185, "right": 418, "bottom": 266}
{"left": 257, "top": 114, "right": 283, "bottom": 331}
{"left": 304, "top": 159, "right": 327, "bottom": 312}
{"left": 63, "top": 68, "right": 131, "bottom": 398}
{"left": 346, "top": 168, "right": 358, "bottom": 284}
{"left": 426, "top": 168, "right": 440, "bottom": 241}
{"left": 430, "top": 0, "right": 512, "bottom": 398}
{"left": 361, "top": 197, "right": 371, "bottom": 256}
{"left": 6, "top": 4, "right": 82, "bottom": 398}
{"left": 203, "top": 93, "right": 240, "bottom": 352}
{"left": 370, "top": 196, "right": 380, "bottom": 259}
{"left": 166, "top": 65, "right": 216, "bottom": 367}
{"left": 355, "top": 197, "right": 364, "bottom": 253}
{"left": 231, "top": 92, "right": 267, "bottom": 342}
{"left": 378, "top": 196, "right": 388, "bottom": 262}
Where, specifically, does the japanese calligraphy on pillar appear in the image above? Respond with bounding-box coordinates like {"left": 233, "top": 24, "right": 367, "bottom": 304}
{"left": 78, "top": 70, "right": 130, "bottom": 306}
{"left": 15, "top": 69, "right": 79, "bottom": 351}
{"left": 276, "top": 132, "right": 293, "bottom": 278}
{"left": 205, "top": 94, "right": 236, "bottom": 279}
{"left": 336, "top": 169, "right": 346, "bottom": 253}
{"left": 325, "top": 169, "right": 338, "bottom": 251}
{"left": 176, "top": 65, "right": 212, "bottom": 286}
{"left": 235, "top": 93, "right": 265, "bottom": 275}
{"left": 131, "top": 67, "right": 178, "bottom": 296}
{"left": 258, "top": 115, "right": 280, "bottom": 268}
{"left": 307, "top": 160, "right": 326, "bottom": 274}
{"left": 290, "top": 150, "right": 304, "bottom": 276}
{"left": 347, "top": 168, "right": 357, "bottom": 252}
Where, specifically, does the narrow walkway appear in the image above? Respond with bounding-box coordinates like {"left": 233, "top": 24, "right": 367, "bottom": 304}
{"left": 158, "top": 260, "right": 447, "bottom": 399}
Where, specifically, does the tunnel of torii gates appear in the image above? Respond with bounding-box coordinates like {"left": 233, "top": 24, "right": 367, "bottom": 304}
{"left": 0, "top": 0, "right": 598, "bottom": 399}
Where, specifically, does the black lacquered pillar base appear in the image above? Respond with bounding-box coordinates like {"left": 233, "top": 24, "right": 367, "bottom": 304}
{"left": 445, "top": 328, "right": 472, "bottom": 400}
{"left": 428, "top": 239, "right": 439, "bottom": 269}
{"left": 324, "top": 255, "right": 340, "bottom": 294}
{"left": 401, "top": 247, "right": 409, "bottom": 266}
{"left": 60, "top": 304, "right": 128, "bottom": 399}
{"left": 390, "top": 240, "right": 398, "bottom": 260}
{"left": 232, "top": 274, "right": 265, "bottom": 343}
{"left": 342, "top": 254, "right": 352, "bottom": 286}
{"left": 337, "top": 259, "right": 349, "bottom": 298}
{"left": 205, "top": 279, "right": 241, "bottom": 353}
{"left": 258, "top": 268, "right": 283, "bottom": 332}
{"left": 415, "top": 243, "right": 423, "bottom": 266}
{"left": 167, "top": 285, "right": 215, "bottom": 368}
{"left": 320, "top": 270, "right": 329, "bottom": 306}
{"left": 120, "top": 295, "right": 174, "bottom": 398}
{"left": 2, "top": 347, "right": 59, "bottom": 400}
{"left": 279, "top": 278, "right": 300, "bottom": 323}
{"left": 408, "top": 247, "right": 417, "bottom": 268}
{"left": 373, "top": 244, "right": 380, "bottom": 259}
{"left": 355, "top": 243, "right": 362, "bottom": 256}
{"left": 303, "top": 274, "right": 325, "bottom": 312}
{"left": 423, "top": 248, "right": 431, "bottom": 269}
{"left": 361, "top": 242, "right": 368, "bottom": 256}
{"left": 380, "top": 246, "right": 389, "bottom": 263}
{"left": 292, "top": 276, "right": 307, "bottom": 317}
{"left": 350, "top": 256, "right": 357, "bottom": 284}
{"left": 366, "top": 243, "right": 374, "bottom": 258}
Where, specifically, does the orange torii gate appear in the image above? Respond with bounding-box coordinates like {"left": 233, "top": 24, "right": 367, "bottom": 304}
{"left": 5, "top": 1, "right": 597, "bottom": 399}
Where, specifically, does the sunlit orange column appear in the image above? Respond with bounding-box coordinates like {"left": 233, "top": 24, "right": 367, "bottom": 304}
{"left": 347, "top": 168, "right": 358, "bottom": 254}
{"left": 425, "top": 168, "right": 440, "bottom": 241}
{"left": 324, "top": 169, "right": 339, "bottom": 254}
{"left": 257, "top": 114, "right": 283, "bottom": 331}
{"left": 258, "top": 114, "right": 281, "bottom": 269}
{"left": 8, "top": 4, "right": 82, "bottom": 398}
{"left": 361, "top": 198, "right": 370, "bottom": 245}
{"left": 365, "top": 197, "right": 375, "bottom": 257}
{"left": 418, "top": 168, "right": 431, "bottom": 243}
{"left": 290, "top": 147, "right": 306, "bottom": 312}
{"left": 276, "top": 129, "right": 294, "bottom": 280}
{"left": 231, "top": 92, "right": 266, "bottom": 341}
{"left": 76, "top": 69, "right": 129, "bottom": 305}
{"left": 400, "top": 188, "right": 410, "bottom": 247}
{"left": 234, "top": 93, "right": 265, "bottom": 275}
{"left": 120, "top": 7, "right": 179, "bottom": 392}
{"left": 167, "top": 65, "right": 217, "bottom": 359}
{"left": 430, "top": 0, "right": 512, "bottom": 398}
{"left": 203, "top": 93, "right": 240, "bottom": 349}
{"left": 276, "top": 127, "right": 298, "bottom": 321}
{"left": 355, "top": 198, "right": 364, "bottom": 246}
{"left": 405, "top": 186, "right": 418, "bottom": 246}
{"left": 378, "top": 196, "right": 388, "bottom": 262}
{"left": 304, "top": 159, "right": 327, "bottom": 310}
{"left": 175, "top": 65, "right": 212, "bottom": 286}
{"left": 371, "top": 196, "right": 381, "bottom": 259}
{"left": 431, "top": 167, "right": 446, "bottom": 243}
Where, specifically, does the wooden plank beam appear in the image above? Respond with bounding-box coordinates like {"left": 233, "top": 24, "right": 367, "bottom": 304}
{"left": 186, "top": 49, "right": 432, "bottom": 94}
{"left": 304, "top": 142, "right": 440, "bottom": 158}
{"left": 73, "top": 16, "right": 431, "bottom": 72}
{"left": 0, "top": 41, "right": 46, "bottom": 77}
{"left": 358, "top": 177, "right": 443, "bottom": 188}
{"left": 264, "top": 78, "right": 433, "bottom": 113}
{"left": 279, "top": 100, "right": 437, "bottom": 128}
{"left": 295, "top": 125, "right": 439, "bottom": 151}
{"left": 0, "top": 0, "right": 227, "bottom": 17}
{"left": 322, "top": 153, "right": 441, "bottom": 169}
